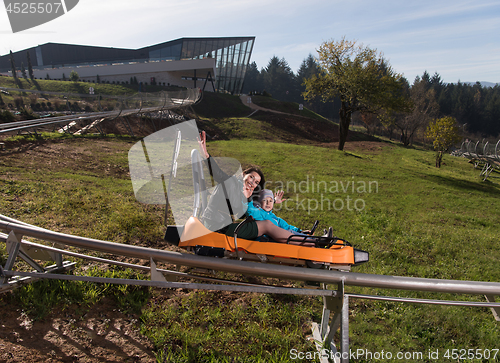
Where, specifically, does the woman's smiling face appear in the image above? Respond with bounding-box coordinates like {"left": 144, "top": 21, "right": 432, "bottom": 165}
{"left": 242, "top": 171, "right": 261, "bottom": 198}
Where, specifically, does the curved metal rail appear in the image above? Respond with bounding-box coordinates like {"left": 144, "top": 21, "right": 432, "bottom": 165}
{"left": 1, "top": 214, "right": 499, "bottom": 363}
{"left": 453, "top": 139, "right": 500, "bottom": 180}
{"left": 0, "top": 87, "right": 201, "bottom": 136}
{"left": 1, "top": 215, "right": 499, "bottom": 295}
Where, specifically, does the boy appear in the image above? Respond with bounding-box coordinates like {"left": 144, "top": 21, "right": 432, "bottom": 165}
{"left": 246, "top": 189, "right": 303, "bottom": 233}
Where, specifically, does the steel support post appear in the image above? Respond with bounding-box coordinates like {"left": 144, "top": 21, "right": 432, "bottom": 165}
{"left": 149, "top": 113, "right": 157, "bottom": 131}
{"left": 1, "top": 231, "right": 22, "bottom": 285}
{"left": 122, "top": 116, "right": 135, "bottom": 137}
{"left": 485, "top": 295, "right": 500, "bottom": 321}
{"left": 311, "top": 281, "right": 347, "bottom": 363}
{"left": 340, "top": 294, "right": 349, "bottom": 363}
{"left": 1, "top": 230, "right": 69, "bottom": 292}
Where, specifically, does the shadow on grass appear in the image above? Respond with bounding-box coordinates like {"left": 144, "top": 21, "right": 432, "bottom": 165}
{"left": 417, "top": 172, "right": 500, "bottom": 195}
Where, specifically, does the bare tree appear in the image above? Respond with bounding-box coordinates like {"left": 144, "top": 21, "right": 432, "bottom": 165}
{"left": 391, "top": 77, "right": 439, "bottom": 146}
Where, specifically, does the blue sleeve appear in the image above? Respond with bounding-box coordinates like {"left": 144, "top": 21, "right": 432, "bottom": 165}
{"left": 246, "top": 202, "right": 269, "bottom": 221}
{"left": 246, "top": 204, "right": 301, "bottom": 232}
{"left": 273, "top": 213, "right": 301, "bottom": 232}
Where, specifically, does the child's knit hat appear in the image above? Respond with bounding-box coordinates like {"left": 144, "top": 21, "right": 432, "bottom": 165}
{"left": 258, "top": 189, "right": 274, "bottom": 203}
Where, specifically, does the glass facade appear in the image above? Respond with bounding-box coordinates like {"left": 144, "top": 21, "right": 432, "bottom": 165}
{"left": 146, "top": 37, "right": 255, "bottom": 94}
{"left": 1, "top": 37, "right": 255, "bottom": 95}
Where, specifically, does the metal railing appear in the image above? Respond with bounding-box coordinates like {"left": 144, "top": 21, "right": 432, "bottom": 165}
{"left": 0, "top": 87, "right": 201, "bottom": 136}
{"left": 0, "top": 214, "right": 499, "bottom": 363}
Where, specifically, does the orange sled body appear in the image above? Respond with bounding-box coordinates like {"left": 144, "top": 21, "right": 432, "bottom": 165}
{"left": 166, "top": 217, "right": 369, "bottom": 267}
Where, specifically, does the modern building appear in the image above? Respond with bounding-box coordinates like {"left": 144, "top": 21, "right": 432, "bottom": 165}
{"left": 0, "top": 37, "right": 255, "bottom": 94}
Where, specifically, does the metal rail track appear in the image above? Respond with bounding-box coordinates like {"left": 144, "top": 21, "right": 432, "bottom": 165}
{"left": 453, "top": 139, "right": 500, "bottom": 180}
{"left": 0, "top": 87, "right": 201, "bottom": 136}
{"left": 0, "top": 214, "right": 499, "bottom": 362}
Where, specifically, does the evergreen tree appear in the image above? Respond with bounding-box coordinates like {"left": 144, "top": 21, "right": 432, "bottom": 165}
{"left": 430, "top": 72, "right": 444, "bottom": 95}
{"left": 21, "top": 62, "right": 27, "bottom": 80}
{"left": 421, "top": 71, "right": 431, "bottom": 89}
{"left": 297, "top": 54, "right": 336, "bottom": 119}
{"left": 242, "top": 61, "right": 261, "bottom": 94}
{"left": 261, "top": 56, "right": 298, "bottom": 102}
{"left": 483, "top": 87, "right": 500, "bottom": 136}
{"left": 9, "top": 51, "right": 17, "bottom": 79}
{"left": 26, "top": 51, "right": 34, "bottom": 80}
{"left": 297, "top": 54, "right": 319, "bottom": 82}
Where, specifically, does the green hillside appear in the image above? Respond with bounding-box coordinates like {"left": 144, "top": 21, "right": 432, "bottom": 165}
{"left": 0, "top": 86, "right": 499, "bottom": 362}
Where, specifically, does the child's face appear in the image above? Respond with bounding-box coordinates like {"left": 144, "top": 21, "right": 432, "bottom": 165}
{"left": 261, "top": 197, "right": 274, "bottom": 212}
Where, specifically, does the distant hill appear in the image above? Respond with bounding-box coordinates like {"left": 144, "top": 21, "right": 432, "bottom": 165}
{"left": 463, "top": 81, "right": 498, "bottom": 88}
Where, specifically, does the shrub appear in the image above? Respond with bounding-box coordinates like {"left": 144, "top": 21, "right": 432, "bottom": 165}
{"left": 0, "top": 110, "right": 15, "bottom": 123}
{"left": 18, "top": 107, "right": 37, "bottom": 120}
{"left": 69, "top": 70, "right": 79, "bottom": 82}
{"left": 14, "top": 97, "right": 24, "bottom": 109}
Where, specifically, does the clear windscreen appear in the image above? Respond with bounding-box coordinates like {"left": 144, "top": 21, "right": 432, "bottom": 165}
{"left": 128, "top": 119, "right": 245, "bottom": 236}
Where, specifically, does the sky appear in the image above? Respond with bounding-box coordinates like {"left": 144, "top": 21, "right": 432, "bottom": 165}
{"left": 1, "top": 0, "right": 499, "bottom": 85}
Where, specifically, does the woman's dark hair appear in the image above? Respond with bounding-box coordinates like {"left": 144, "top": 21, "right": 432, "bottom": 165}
{"left": 243, "top": 166, "right": 265, "bottom": 200}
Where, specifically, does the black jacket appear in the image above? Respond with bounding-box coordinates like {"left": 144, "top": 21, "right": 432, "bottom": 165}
{"left": 201, "top": 156, "right": 247, "bottom": 232}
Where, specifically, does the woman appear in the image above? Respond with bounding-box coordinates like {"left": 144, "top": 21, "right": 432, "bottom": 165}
{"left": 198, "top": 131, "right": 310, "bottom": 244}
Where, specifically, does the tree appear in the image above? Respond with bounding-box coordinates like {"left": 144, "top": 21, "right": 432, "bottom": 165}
{"left": 26, "top": 51, "right": 34, "bottom": 80}
{"left": 21, "top": 62, "right": 27, "bottom": 80}
{"left": 303, "top": 37, "right": 409, "bottom": 150}
{"left": 69, "top": 70, "right": 79, "bottom": 82}
{"left": 425, "top": 116, "right": 462, "bottom": 167}
{"left": 242, "top": 61, "right": 261, "bottom": 94}
{"left": 261, "top": 56, "right": 298, "bottom": 102}
{"left": 297, "top": 54, "right": 320, "bottom": 82}
{"left": 393, "top": 76, "right": 439, "bottom": 146}
{"left": 359, "top": 112, "right": 379, "bottom": 135}
{"left": 9, "top": 51, "right": 17, "bottom": 79}
{"left": 297, "top": 54, "right": 336, "bottom": 118}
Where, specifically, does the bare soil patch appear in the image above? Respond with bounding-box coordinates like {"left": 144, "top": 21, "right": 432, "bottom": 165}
{"left": 0, "top": 298, "right": 155, "bottom": 363}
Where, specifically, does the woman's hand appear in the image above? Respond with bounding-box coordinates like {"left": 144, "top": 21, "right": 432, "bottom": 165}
{"left": 274, "top": 190, "right": 286, "bottom": 204}
{"left": 198, "top": 131, "right": 210, "bottom": 159}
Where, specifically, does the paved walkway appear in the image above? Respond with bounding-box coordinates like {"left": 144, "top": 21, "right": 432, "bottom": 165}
{"left": 239, "top": 94, "right": 289, "bottom": 116}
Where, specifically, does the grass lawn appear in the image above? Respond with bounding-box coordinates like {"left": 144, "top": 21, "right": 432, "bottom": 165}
{"left": 0, "top": 131, "right": 499, "bottom": 362}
